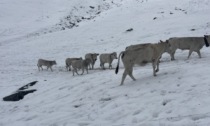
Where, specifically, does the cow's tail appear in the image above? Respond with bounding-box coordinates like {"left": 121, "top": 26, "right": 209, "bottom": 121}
{"left": 204, "top": 35, "right": 209, "bottom": 47}
{"left": 115, "top": 51, "right": 124, "bottom": 74}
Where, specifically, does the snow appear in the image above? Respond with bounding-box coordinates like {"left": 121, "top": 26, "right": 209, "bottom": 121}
{"left": 1, "top": 0, "right": 210, "bottom": 125}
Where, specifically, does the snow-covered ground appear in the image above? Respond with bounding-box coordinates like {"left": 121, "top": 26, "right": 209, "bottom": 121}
{"left": 1, "top": 0, "right": 210, "bottom": 125}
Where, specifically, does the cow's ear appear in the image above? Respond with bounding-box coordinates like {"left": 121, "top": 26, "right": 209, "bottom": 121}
{"left": 204, "top": 35, "right": 209, "bottom": 38}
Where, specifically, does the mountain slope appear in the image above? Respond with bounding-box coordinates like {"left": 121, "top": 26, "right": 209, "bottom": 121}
{"left": 1, "top": 0, "right": 210, "bottom": 126}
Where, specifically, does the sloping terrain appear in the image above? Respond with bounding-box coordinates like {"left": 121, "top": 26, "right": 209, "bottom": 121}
{"left": 1, "top": 0, "right": 210, "bottom": 126}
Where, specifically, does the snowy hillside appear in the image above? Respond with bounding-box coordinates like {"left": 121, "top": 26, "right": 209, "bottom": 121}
{"left": 1, "top": 0, "right": 210, "bottom": 126}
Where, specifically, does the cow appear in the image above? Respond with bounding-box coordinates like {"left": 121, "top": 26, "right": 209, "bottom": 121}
{"left": 65, "top": 57, "right": 82, "bottom": 71}
{"left": 125, "top": 41, "right": 170, "bottom": 63}
{"left": 71, "top": 59, "right": 91, "bottom": 76}
{"left": 85, "top": 53, "right": 99, "bottom": 70}
{"left": 37, "top": 59, "right": 57, "bottom": 72}
{"left": 115, "top": 41, "right": 170, "bottom": 85}
{"left": 99, "top": 52, "right": 118, "bottom": 69}
{"left": 167, "top": 35, "right": 210, "bottom": 60}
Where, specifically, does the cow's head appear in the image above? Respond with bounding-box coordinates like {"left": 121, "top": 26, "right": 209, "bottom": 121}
{"left": 53, "top": 60, "right": 57, "bottom": 65}
{"left": 160, "top": 40, "right": 171, "bottom": 53}
{"left": 111, "top": 52, "right": 118, "bottom": 59}
{"left": 91, "top": 53, "right": 99, "bottom": 62}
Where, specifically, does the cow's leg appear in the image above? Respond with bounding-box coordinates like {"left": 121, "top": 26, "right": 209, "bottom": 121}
{"left": 69, "top": 65, "right": 72, "bottom": 71}
{"left": 170, "top": 50, "right": 176, "bottom": 60}
{"left": 197, "top": 50, "right": 201, "bottom": 58}
{"left": 81, "top": 68, "right": 84, "bottom": 75}
{"left": 100, "top": 62, "right": 102, "bottom": 69}
{"left": 101, "top": 63, "right": 105, "bottom": 70}
{"left": 88, "top": 63, "right": 91, "bottom": 70}
{"left": 109, "top": 62, "right": 112, "bottom": 69}
{"left": 50, "top": 67, "right": 53, "bottom": 72}
{"left": 91, "top": 62, "right": 94, "bottom": 70}
{"left": 41, "top": 66, "right": 43, "bottom": 71}
{"left": 109, "top": 64, "right": 112, "bottom": 69}
{"left": 86, "top": 67, "right": 88, "bottom": 74}
{"left": 127, "top": 67, "right": 136, "bottom": 81}
{"left": 49, "top": 66, "right": 53, "bottom": 71}
{"left": 75, "top": 68, "right": 80, "bottom": 75}
{"left": 92, "top": 61, "right": 96, "bottom": 70}
{"left": 91, "top": 64, "right": 93, "bottom": 69}
{"left": 73, "top": 69, "right": 75, "bottom": 76}
{"left": 152, "top": 59, "right": 157, "bottom": 76}
{"left": 155, "top": 59, "right": 160, "bottom": 72}
{"left": 38, "top": 66, "right": 40, "bottom": 71}
{"left": 66, "top": 65, "right": 68, "bottom": 71}
{"left": 120, "top": 70, "right": 128, "bottom": 85}
{"left": 187, "top": 50, "right": 193, "bottom": 59}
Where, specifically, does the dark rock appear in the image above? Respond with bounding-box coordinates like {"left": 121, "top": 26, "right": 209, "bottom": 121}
{"left": 3, "top": 90, "right": 37, "bottom": 101}
{"left": 100, "top": 97, "right": 112, "bottom": 101}
{"left": 74, "top": 104, "right": 82, "bottom": 108}
{"left": 126, "top": 28, "right": 133, "bottom": 32}
{"left": 96, "top": 11, "right": 101, "bottom": 15}
{"left": 2, "top": 81, "right": 38, "bottom": 102}
{"left": 89, "top": 6, "right": 95, "bottom": 9}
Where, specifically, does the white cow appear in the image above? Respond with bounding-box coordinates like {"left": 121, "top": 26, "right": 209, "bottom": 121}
{"left": 99, "top": 52, "right": 117, "bottom": 69}
{"left": 115, "top": 41, "right": 170, "bottom": 85}
{"left": 37, "top": 59, "right": 57, "bottom": 72}
{"left": 167, "top": 35, "right": 210, "bottom": 60}
{"left": 65, "top": 57, "right": 82, "bottom": 71}
{"left": 85, "top": 53, "right": 99, "bottom": 70}
{"left": 71, "top": 59, "right": 91, "bottom": 76}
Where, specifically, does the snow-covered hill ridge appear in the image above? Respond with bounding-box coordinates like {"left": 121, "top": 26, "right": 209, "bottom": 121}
{"left": 1, "top": 0, "right": 210, "bottom": 126}
{"left": 0, "top": 0, "right": 125, "bottom": 44}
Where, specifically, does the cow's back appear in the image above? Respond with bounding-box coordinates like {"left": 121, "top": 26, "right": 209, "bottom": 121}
{"left": 100, "top": 54, "right": 110, "bottom": 62}
{"left": 38, "top": 59, "right": 49, "bottom": 66}
{"left": 126, "top": 43, "right": 151, "bottom": 51}
{"left": 85, "top": 53, "right": 91, "bottom": 59}
{"left": 169, "top": 37, "right": 204, "bottom": 50}
{"left": 122, "top": 45, "right": 154, "bottom": 65}
{"left": 71, "top": 60, "right": 83, "bottom": 69}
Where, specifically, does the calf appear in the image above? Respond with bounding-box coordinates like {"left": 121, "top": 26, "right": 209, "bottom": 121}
{"left": 167, "top": 35, "right": 210, "bottom": 60}
{"left": 65, "top": 57, "right": 82, "bottom": 71}
{"left": 100, "top": 52, "right": 117, "bottom": 69}
{"left": 85, "top": 53, "right": 99, "bottom": 70}
{"left": 115, "top": 41, "right": 170, "bottom": 85}
{"left": 37, "top": 59, "right": 57, "bottom": 72}
{"left": 71, "top": 59, "right": 91, "bottom": 76}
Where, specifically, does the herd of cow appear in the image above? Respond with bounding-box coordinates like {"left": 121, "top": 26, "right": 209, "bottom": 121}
{"left": 37, "top": 35, "right": 210, "bottom": 85}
